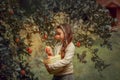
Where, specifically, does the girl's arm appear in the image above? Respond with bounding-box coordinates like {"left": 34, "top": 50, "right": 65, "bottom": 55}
{"left": 48, "top": 43, "right": 75, "bottom": 70}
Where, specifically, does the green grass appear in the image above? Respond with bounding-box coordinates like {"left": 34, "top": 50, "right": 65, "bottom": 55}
{"left": 38, "top": 30, "right": 120, "bottom": 80}
{"left": 73, "top": 30, "right": 120, "bottom": 80}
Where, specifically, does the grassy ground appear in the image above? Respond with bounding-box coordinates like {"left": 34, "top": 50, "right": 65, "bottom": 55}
{"left": 74, "top": 29, "right": 120, "bottom": 80}
{"left": 38, "top": 29, "right": 120, "bottom": 80}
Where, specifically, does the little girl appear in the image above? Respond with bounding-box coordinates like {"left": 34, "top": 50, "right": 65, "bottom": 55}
{"left": 44, "top": 23, "right": 75, "bottom": 80}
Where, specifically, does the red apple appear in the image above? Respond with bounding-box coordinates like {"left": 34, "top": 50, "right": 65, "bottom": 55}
{"left": 76, "top": 41, "right": 81, "bottom": 47}
{"left": 15, "top": 38, "right": 19, "bottom": 43}
{"left": 45, "top": 46, "right": 53, "bottom": 56}
{"left": 43, "top": 34, "right": 48, "bottom": 39}
{"left": 8, "top": 9, "right": 14, "bottom": 15}
{"left": 20, "top": 70, "right": 26, "bottom": 75}
{"left": 45, "top": 46, "right": 51, "bottom": 53}
{"left": 26, "top": 47, "right": 32, "bottom": 54}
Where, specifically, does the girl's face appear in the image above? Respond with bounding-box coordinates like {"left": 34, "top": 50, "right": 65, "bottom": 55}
{"left": 55, "top": 28, "right": 64, "bottom": 42}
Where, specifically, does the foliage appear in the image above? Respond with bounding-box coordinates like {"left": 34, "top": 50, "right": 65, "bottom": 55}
{"left": 0, "top": 0, "right": 114, "bottom": 79}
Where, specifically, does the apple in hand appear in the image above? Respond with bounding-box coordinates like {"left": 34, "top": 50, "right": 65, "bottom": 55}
{"left": 45, "top": 46, "right": 53, "bottom": 56}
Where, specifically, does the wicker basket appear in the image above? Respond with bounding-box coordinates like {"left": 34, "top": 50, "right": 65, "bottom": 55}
{"left": 44, "top": 54, "right": 63, "bottom": 74}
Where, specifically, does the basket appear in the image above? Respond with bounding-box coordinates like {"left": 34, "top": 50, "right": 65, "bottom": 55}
{"left": 44, "top": 54, "right": 64, "bottom": 74}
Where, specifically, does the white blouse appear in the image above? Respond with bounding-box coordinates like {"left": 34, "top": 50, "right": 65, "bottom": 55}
{"left": 48, "top": 42, "right": 75, "bottom": 76}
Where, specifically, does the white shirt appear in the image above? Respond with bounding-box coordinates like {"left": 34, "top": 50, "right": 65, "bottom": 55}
{"left": 48, "top": 42, "right": 75, "bottom": 76}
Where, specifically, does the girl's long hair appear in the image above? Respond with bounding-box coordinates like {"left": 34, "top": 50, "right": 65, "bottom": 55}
{"left": 57, "top": 23, "right": 73, "bottom": 58}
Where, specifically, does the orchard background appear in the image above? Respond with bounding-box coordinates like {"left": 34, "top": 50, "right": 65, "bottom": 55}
{"left": 0, "top": 0, "right": 120, "bottom": 80}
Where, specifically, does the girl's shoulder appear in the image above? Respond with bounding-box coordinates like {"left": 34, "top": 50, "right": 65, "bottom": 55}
{"left": 54, "top": 42, "right": 75, "bottom": 51}
{"left": 66, "top": 42, "right": 75, "bottom": 50}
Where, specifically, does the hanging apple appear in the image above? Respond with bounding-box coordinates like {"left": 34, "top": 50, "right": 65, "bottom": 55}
{"left": 43, "top": 33, "right": 48, "bottom": 40}
{"left": 76, "top": 41, "right": 81, "bottom": 47}
{"left": 15, "top": 38, "right": 20, "bottom": 43}
{"left": 8, "top": 8, "right": 14, "bottom": 15}
{"left": 26, "top": 47, "right": 32, "bottom": 54}
{"left": 20, "top": 69, "right": 26, "bottom": 76}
